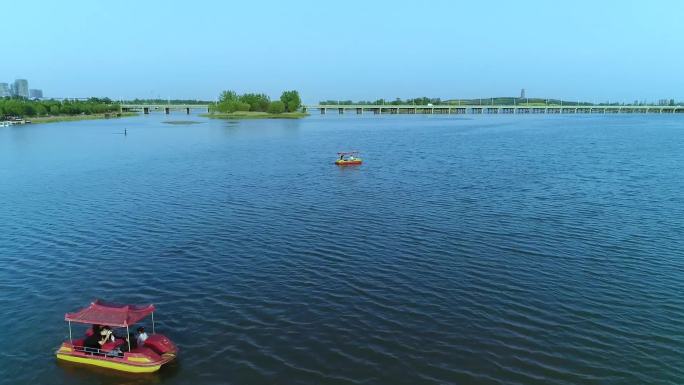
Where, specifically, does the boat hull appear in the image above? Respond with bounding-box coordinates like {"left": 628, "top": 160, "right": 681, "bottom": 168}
{"left": 56, "top": 351, "right": 162, "bottom": 373}
{"left": 335, "top": 160, "right": 362, "bottom": 166}
{"left": 55, "top": 334, "right": 177, "bottom": 374}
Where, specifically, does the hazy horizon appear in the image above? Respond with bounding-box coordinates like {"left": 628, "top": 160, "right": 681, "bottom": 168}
{"left": 3, "top": 0, "right": 683, "bottom": 103}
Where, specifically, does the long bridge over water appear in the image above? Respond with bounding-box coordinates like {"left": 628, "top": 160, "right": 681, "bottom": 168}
{"left": 121, "top": 104, "right": 210, "bottom": 114}
{"left": 120, "top": 103, "right": 684, "bottom": 116}
{"left": 305, "top": 104, "right": 684, "bottom": 115}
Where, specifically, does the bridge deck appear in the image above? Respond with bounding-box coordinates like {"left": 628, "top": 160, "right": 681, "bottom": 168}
{"left": 121, "top": 104, "right": 210, "bottom": 109}
{"left": 305, "top": 104, "right": 683, "bottom": 114}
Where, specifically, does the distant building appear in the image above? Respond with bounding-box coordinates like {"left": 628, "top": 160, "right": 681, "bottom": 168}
{"left": 29, "top": 89, "right": 43, "bottom": 99}
{"left": 520, "top": 88, "right": 526, "bottom": 99}
{"left": 0, "top": 83, "right": 10, "bottom": 97}
{"left": 13, "top": 79, "right": 29, "bottom": 98}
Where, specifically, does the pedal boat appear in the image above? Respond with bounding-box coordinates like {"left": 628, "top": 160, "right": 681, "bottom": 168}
{"left": 335, "top": 151, "right": 362, "bottom": 165}
{"left": 55, "top": 300, "right": 178, "bottom": 373}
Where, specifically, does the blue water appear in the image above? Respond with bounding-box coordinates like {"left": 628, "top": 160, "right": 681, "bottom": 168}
{"left": 1, "top": 113, "right": 683, "bottom": 385}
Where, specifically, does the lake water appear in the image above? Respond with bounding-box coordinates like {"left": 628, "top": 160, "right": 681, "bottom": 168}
{"left": 1, "top": 113, "right": 683, "bottom": 385}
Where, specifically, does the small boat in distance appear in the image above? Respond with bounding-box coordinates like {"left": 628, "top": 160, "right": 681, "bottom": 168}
{"left": 55, "top": 300, "right": 178, "bottom": 373}
{"left": 335, "top": 151, "right": 362, "bottom": 166}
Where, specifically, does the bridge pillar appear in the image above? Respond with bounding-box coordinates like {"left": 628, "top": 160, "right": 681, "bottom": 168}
{"left": 144, "top": 107, "right": 149, "bottom": 114}
{"left": 165, "top": 107, "right": 170, "bottom": 114}
{"left": 186, "top": 108, "right": 190, "bottom": 114}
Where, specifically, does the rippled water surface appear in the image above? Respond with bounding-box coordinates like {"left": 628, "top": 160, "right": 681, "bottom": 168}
{"left": 1, "top": 113, "right": 683, "bottom": 385}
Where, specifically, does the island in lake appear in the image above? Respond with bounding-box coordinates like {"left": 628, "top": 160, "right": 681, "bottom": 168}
{"left": 203, "top": 89, "right": 308, "bottom": 119}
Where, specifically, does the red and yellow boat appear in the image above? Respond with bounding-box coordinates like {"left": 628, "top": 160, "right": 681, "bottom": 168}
{"left": 55, "top": 300, "right": 178, "bottom": 373}
{"left": 335, "top": 151, "right": 362, "bottom": 166}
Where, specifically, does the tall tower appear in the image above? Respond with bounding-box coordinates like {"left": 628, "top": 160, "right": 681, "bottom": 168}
{"left": 29, "top": 89, "right": 43, "bottom": 99}
{"left": 13, "top": 79, "right": 29, "bottom": 98}
{"left": 520, "top": 88, "right": 526, "bottom": 99}
{"left": 0, "top": 83, "right": 10, "bottom": 97}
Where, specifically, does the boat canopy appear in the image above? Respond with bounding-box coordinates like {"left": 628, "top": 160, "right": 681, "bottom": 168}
{"left": 65, "top": 300, "right": 155, "bottom": 327}
{"left": 337, "top": 151, "right": 360, "bottom": 155}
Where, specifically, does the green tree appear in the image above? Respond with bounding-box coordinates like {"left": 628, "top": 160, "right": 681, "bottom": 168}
{"left": 0, "top": 98, "right": 119, "bottom": 118}
{"left": 268, "top": 101, "right": 285, "bottom": 114}
{"left": 219, "top": 90, "right": 238, "bottom": 103}
{"left": 280, "top": 90, "right": 301, "bottom": 112}
{"left": 235, "top": 102, "right": 251, "bottom": 112}
{"left": 4, "top": 100, "right": 25, "bottom": 116}
{"left": 35, "top": 104, "right": 48, "bottom": 116}
{"left": 240, "top": 93, "right": 270, "bottom": 112}
{"left": 215, "top": 101, "right": 232, "bottom": 113}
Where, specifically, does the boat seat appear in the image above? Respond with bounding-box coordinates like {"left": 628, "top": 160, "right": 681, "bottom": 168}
{"left": 130, "top": 346, "right": 162, "bottom": 361}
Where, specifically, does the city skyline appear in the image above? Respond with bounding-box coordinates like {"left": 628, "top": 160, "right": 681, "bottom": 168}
{"left": 0, "top": 78, "right": 42, "bottom": 99}
{"left": 1, "top": 0, "right": 683, "bottom": 103}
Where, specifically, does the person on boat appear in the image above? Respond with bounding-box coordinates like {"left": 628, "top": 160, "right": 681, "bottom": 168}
{"left": 88, "top": 324, "right": 101, "bottom": 336}
{"left": 84, "top": 325, "right": 112, "bottom": 354}
{"left": 339, "top": 154, "right": 344, "bottom": 160}
{"left": 136, "top": 326, "right": 149, "bottom": 347}
{"left": 102, "top": 326, "right": 117, "bottom": 343}
{"left": 100, "top": 326, "right": 133, "bottom": 357}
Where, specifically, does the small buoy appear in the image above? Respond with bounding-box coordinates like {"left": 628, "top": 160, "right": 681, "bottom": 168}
{"left": 124, "top": 128, "right": 127, "bottom": 136}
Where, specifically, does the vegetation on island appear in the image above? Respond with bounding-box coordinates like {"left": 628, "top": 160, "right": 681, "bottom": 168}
{"left": 205, "top": 90, "right": 306, "bottom": 119}
{"left": 1, "top": 97, "right": 122, "bottom": 118}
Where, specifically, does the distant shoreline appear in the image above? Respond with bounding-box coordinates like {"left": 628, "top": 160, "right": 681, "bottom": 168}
{"left": 28, "top": 112, "right": 138, "bottom": 124}
{"left": 201, "top": 111, "right": 309, "bottom": 120}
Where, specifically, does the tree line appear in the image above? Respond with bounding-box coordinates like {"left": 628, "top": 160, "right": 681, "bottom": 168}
{"left": 320, "top": 97, "right": 443, "bottom": 106}
{"left": 0, "top": 97, "right": 120, "bottom": 118}
{"left": 210, "top": 90, "right": 301, "bottom": 114}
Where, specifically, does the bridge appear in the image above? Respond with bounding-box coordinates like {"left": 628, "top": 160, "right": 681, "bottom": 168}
{"left": 305, "top": 104, "right": 684, "bottom": 115}
{"left": 121, "top": 104, "right": 210, "bottom": 114}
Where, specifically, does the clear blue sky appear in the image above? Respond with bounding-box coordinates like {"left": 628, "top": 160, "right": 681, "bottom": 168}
{"left": 2, "top": 0, "right": 683, "bottom": 103}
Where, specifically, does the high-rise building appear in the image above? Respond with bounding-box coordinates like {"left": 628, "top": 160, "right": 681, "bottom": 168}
{"left": 13, "top": 79, "right": 29, "bottom": 98}
{"left": 520, "top": 88, "right": 526, "bottom": 99}
{"left": 0, "top": 83, "right": 10, "bottom": 97}
{"left": 29, "top": 89, "right": 43, "bottom": 99}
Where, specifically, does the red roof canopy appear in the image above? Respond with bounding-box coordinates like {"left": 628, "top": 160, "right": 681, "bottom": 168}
{"left": 65, "top": 300, "right": 155, "bottom": 327}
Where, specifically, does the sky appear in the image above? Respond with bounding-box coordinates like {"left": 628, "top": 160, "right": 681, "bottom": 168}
{"left": 2, "top": 0, "right": 683, "bottom": 103}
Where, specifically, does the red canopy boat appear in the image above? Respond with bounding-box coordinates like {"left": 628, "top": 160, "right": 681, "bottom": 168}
{"left": 56, "top": 300, "right": 178, "bottom": 373}
{"left": 335, "top": 151, "right": 363, "bottom": 165}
